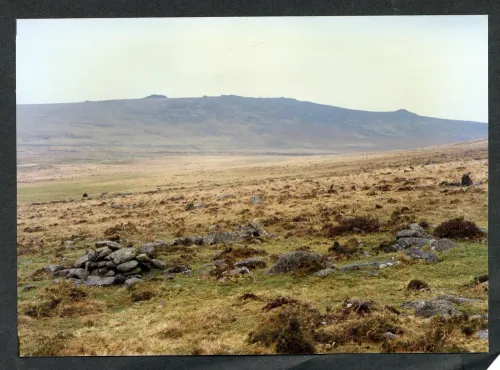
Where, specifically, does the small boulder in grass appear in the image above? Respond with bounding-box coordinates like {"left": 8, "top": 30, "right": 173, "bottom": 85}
{"left": 150, "top": 259, "right": 167, "bottom": 270}
{"left": 124, "top": 277, "right": 143, "bottom": 288}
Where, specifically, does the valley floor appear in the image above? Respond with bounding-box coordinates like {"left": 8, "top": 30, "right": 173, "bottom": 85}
{"left": 17, "top": 140, "right": 488, "bottom": 355}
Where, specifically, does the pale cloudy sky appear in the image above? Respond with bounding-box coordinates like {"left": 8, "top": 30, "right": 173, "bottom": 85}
{"left": 16, "top": 16, "right": 488, "bottom": 122}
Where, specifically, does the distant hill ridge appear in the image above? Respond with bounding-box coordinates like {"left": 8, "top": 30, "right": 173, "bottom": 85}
{"left": 16, "top": 95, "right": 487, "bottom": 154}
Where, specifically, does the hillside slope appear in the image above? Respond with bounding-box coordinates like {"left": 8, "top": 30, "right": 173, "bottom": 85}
{"left": 16, "top": 95, "right": 488, "bottom": 154}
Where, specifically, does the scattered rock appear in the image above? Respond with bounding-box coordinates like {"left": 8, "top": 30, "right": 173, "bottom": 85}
{"left": 68, "top": 268, "right": 89, "bottom": 280}
{"left": 84, "top": 276, "right": 116, "bottom": 287}
{"left": 396, "top": 230, "right": 432, "bottom": 239}
{"left": 401, "top": 299, "right": 460, "bottom": 318}
{"left": 22, "top": 285, "right": 36, "bottom": 292}
{"left": 409, "top": 223, "right": 425, "bottom": 232}
{"left": 267, "top": 251, "right": 325, "bottom": 274}
{"left": 139, "top": 243, "right": 157, "bottom": 258}
{"left": 124, "top": 277, "right": 142, "bottom": 288}
{"left": 44, "top": 264, "right": 64, "bottom": 273}
{"left": 404, "top": 248, "right": 438, "bottom": 263}
{"left": 150, "top": 259, "right": 167, "bottom": 270}
{"left": 429, "top": 238, "right": 459, "bottom": 252}
{"left": 314, "top": 267, "right": 336, "bottom": 278}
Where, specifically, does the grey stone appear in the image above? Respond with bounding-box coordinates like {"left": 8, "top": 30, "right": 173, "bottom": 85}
{"left": 74, "top": 255, "right": 89, "bottom": 268}
{"left": 22, "top": 285, "right": 36, "bottom": 292}
{"left": 409, "top": 223, "right": 425, "bottom": 232}
{"left": 84, "top": 276, "right": 116, "bottom": 287}
{"left": 139, "top": 243, "right": 156, "bottom": 257}
{"left": 397, "top": 237, "right": 431, "bottom": 248}
{"left": 97, "top": 261, "right": 107, "bottom": 268}
{"left": 105, "top": 261, "right": 117, "bottom": 269}
{"left": 108, "top": 247, "right": 138, "bottom": 265}
{"left": 235, "top": 258, "right": 267, "bottom": 269}
{"left": 404, "top": 248, "right": 438, "bottom": 263}
{"left": 114, "top": 274, "right": 127, "bottom": 285}
{"left": 405, "top": 299, "right": 461, "bottom": 318}
{"left": 104, "top": 270, "right": 116, "bottom": 277}
{"left": 378, "top": 264, "right": 388, "bottom": 269}
{"left": 54, "top": 269, "right": 71, "bottom": 278}
{"left": 314, "top": 268, "right": 336, "bottom": 278}
{"left": 44, "top": 264, "right": 64, "bottom": 273}
{"left": 382, "top": 332, "right": 398, "bottom": 340}
{"left": 116, "top": 260, "right": 139, "bottom": 272}
{"left": 396, "top": 229, "right": 428, "bottom": 239}
{"left": 96, "top": 247, "right": 113, "bottom": 260}
{"left": 136, "top": 253, "right": 151, "bottom": 263}
{"left": 97, "top": 268, "right": 109, "bottom": 276}
{"left": 267, "top": 251, "right": 325, "bottom": 274}
{"left": 124, "top": 267, "right": 142, "bottom": 276}
{"left": 430, "top": 239, "right": 459, "bottom": 252}
{"left": 95, "top": 240, "right": 123, "bottom": 250}
{"left": 124, "top": 277, "right": 142, "bottom": 288}
{"left": 150, "top": 259, "right": 167, "bottom": 270}
{"left": 238, "top": 221, "right": 269, "bottom": 238}
{"left": 68, "top": 268, "right": 89, "bottom": 280}
{"left": 477, "top": 330, "right": 488, "bottom": 340}
{"left": 87, "top": 251, "right": 98, "bottom": 262}
{"left": 202, "top": 231, "right": 239, "bottom": 246}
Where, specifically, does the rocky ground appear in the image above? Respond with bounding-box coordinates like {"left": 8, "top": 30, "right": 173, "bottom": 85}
{"left": 17, "top": 140, "right": 488, "bottom": 355}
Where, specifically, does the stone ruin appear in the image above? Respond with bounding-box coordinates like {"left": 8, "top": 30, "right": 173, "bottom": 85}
{"left": 54, "top": 240, "right": 168, "bottom": 287}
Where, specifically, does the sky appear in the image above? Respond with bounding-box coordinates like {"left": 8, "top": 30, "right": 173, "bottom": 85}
{"left": 16, "top": 16, "right": 488, "bottom": 122}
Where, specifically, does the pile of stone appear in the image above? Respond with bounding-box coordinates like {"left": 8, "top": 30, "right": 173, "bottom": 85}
{"left": 401, "top": 295, "right": 484, "bottom": 319}
{"left": 171, "top": 221, "right": 269, "bottom": 247}
{"left": 54, "top": 240, "right": 168, "bottom": 287}
{"left": 383, "top": 223, "right": 459, "bottom": 262}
